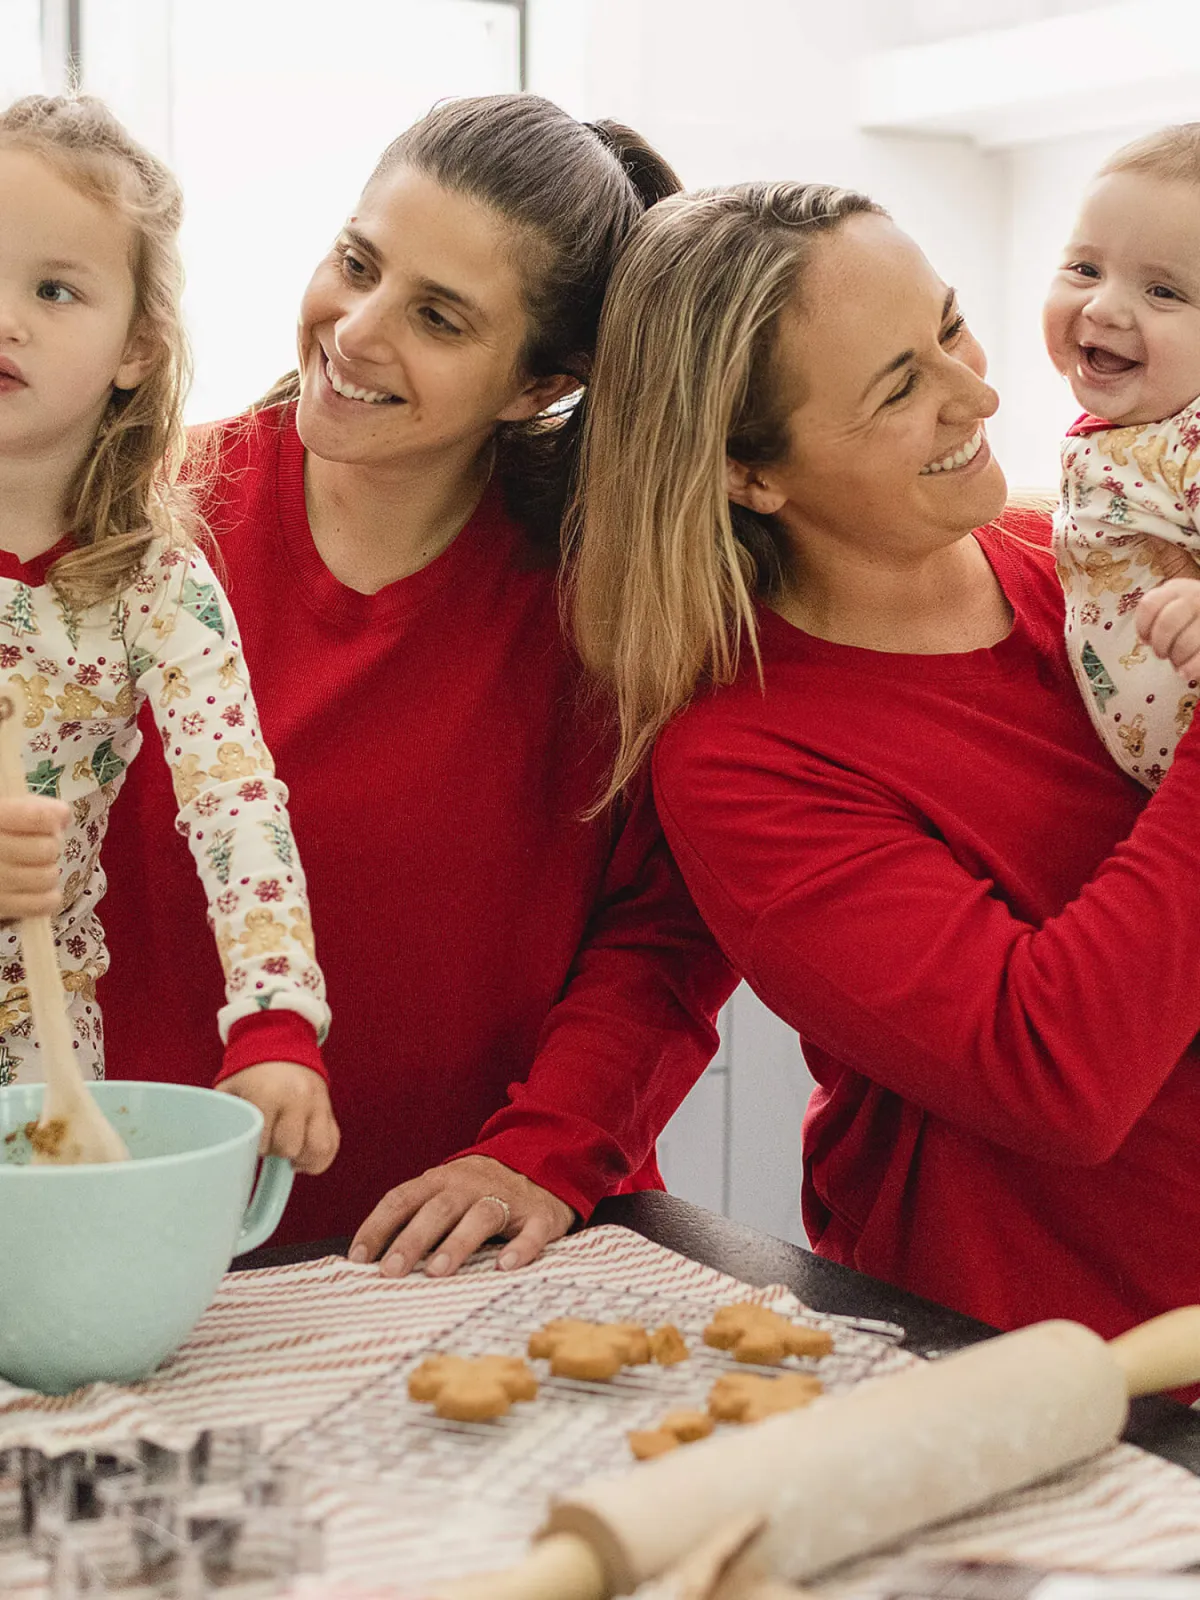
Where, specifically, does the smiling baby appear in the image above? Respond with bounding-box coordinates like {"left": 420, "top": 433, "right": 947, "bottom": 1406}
{"left": 1046, "top": 124, "right": 1200, "bottom": 788}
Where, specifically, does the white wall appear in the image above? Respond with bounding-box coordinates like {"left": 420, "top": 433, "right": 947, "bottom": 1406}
{"left": 529, "top": 0, "right": 1007, "bottom": 509}
{"left": 0, "top": 0, "right": 41, "bottom": 102}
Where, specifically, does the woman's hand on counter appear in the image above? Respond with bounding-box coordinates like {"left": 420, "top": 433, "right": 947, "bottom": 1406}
{"left": 347, "top": 1154, "right": 574, "bottom": 1278}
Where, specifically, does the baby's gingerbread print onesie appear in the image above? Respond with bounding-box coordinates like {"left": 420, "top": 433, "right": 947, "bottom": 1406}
{"left": 1056, "top": 399, "right": 1200, "bottom": 789}
{"left": 0, "top": 537, "right": 328, "bottom": 1084}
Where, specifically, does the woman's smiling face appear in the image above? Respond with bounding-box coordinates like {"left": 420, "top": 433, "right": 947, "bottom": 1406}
{"left": 296, "top": 165, "right": 553, "bottom": 469}
{"left": 739, "top": 213, "right": 1007, "bottom": 561}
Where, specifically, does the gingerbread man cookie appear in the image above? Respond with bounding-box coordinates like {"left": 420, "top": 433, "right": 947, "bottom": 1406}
{"left": 703, "top": 1302, "right": 834, "bottom": 1365}
{"left": 549, "top": 1327, "right": 628, "bottom": 1381}
{"left": 527, "top": 1319, "right": 591, "bottom": 1361}
{"left": 527, "top": 1319, "right": 652, "bottom": 1380}
{"left": 628, "top": 1408, "right": 715, "bottom": 1461}
{"left": 707, "top": 1371, "right": 823, "bottom": 1424}
{"left": 630, "top": 1414, "right": 713, "bottom": 1465}
{"left": 407, "top": 1354, "right": 538, "bottom": 1421}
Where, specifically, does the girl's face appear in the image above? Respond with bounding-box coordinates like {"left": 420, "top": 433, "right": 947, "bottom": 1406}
{"left": 297, "top": 167, "right": 564, "bottom": 472}
{"left": 1043, "top": 170, "right": 1200, "bottom": 428}
{"left": 0, "top": 150, "right": 153, "bottom": 475}
{"left": 735, "top": 214, "right": 1006, "bottom": 562}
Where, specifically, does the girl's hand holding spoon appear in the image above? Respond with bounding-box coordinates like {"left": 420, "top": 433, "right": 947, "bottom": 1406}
{"left": 0, "top": 796, "right": 68, "bottom": 921}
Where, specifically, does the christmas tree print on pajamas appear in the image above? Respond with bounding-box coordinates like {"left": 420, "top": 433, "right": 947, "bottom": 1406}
{"left": 0, "top": 540, "right": 327, "bottom": 1086}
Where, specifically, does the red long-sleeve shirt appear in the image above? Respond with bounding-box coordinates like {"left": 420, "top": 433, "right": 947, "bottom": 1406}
{"left": 98, "top": 404, "right": 732, "bottom": 1244}
{"left": 653, "top": 512, "right": 1200, "bottom": 1339}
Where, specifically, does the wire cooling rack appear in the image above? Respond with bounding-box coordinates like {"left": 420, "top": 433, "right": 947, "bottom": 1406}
{"left": 275, "top": 1275, "right": 912, "bottom": 1591}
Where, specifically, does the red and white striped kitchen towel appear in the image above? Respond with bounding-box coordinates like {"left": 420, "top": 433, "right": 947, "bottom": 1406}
{"left": 4, "top": 1226, "right": 1200, "bottom": 1598}
{"left": 0, "top": 1225, "right": 799, "bottom": 1454}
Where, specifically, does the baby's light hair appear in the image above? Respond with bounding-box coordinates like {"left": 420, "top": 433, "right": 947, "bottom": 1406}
{"left": 1100, "top": 122, "right": 1200, "bottom": 187}
{"left": 0, "top": 95, "right": 198, "bottom": 605}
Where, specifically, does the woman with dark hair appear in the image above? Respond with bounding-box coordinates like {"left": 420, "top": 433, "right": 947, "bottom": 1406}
{"left": 99, "top": 95, "right": 732, "bottom": 1273}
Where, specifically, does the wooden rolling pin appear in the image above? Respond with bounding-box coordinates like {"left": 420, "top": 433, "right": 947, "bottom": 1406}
{"left": 435, "top": 1306, "right": 1200, "bottom": 1600}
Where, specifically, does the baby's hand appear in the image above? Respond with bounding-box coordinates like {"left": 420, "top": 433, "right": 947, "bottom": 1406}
{"left": 1136, "top": 578, "right": 1200, "bottom": 681}
{"left": 0, "top": 797, "right": 68, "bottom": 920}
{"left": 218, "top": 1062, "right": 340, "bottom": 1175}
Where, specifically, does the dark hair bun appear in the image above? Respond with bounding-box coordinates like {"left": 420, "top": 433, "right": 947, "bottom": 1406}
{"left": 590, "top": 120, "right": 681, "bottom": 208}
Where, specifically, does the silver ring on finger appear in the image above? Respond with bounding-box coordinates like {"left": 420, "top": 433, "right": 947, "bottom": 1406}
{"left": 479, "top": 1194, "right": 512, "bottom": 1234}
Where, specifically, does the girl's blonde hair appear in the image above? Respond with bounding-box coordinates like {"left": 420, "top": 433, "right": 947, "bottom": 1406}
{"left": 1099, "top": 121, "right": 1200, "bottom": 184}
{"left": 0, "top": 95, "right": 195, "bottom": 604}
{"left": 566, "top": 181, "right": 884, "bottom": 805}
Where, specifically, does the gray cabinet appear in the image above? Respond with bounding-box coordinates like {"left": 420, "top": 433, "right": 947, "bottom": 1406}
{"left": 657, "top": 984, "right": 812, "bottom": 1246}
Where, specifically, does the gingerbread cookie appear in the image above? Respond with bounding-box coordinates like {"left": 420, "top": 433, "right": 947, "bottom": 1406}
{"left": 628, "top": 1408, "right": 714, "bottom": 1460}
{"left": 703, "top": 1302, "right": 834, "bottom": 1365}
{"left": 649, "top": 1324, "right": 689, "bottom": 1365}
{"left": 407, "top": 1354, "right": 538, "bottom": 1421}
{"left": 527, "top": 1318, "right": 652, "bottom": 1380}
{"left": 707, "top": 1371, "right": 823, "bottom": 1424}
{"left": 549, "top": 1326, "right": 629, "bottom": 1381}
{"left": 527, "top": 1319, "right": 592, "bottom": 1361}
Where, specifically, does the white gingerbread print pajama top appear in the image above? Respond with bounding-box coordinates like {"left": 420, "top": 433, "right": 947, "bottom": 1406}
{"left": 1056, "top": 398, "right": 1200, "bottom": 789}
{"left": 0, "top": 538, "right": 328, "bottom": 1085}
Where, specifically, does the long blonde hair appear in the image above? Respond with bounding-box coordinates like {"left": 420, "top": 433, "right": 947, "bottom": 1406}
{"left": 0, "top": 95, "right": 196, "bottom": 605}
{"left": 566, "top": 182, "right": 884, "bottom": 805}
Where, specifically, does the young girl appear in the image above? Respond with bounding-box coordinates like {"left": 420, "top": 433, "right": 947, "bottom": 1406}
{"left": 0, "top": 95, "right": 338, "bottom": 1173}
{"left": 1045, "top": 123, "right": 1200, "bottom": 788}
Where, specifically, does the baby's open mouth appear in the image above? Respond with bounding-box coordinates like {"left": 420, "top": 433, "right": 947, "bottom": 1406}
{"left": 1081, "top": 343, "right": 1140, "bottom": 377}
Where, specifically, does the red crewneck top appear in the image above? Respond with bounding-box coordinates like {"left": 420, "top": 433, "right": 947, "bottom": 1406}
{"left": 654, "top": 512, "right": 1200, "bottom": 1338}
{"left": 98, "top": 405, "right": 732, "bottom": 1244}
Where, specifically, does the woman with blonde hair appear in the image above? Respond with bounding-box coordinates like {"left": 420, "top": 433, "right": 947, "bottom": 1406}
{"left": 571, "top": 182, "right": 1200, "bottom": 1337}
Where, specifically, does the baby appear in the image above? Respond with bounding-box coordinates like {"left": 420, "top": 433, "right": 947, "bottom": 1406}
{"left": 1045, "top": 123, "right": 1200, "bottom": 788}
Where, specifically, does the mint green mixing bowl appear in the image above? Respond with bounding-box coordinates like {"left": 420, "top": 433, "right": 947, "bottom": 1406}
{"left": 0, "top": 1081, "right": 293, "bottom": 1394}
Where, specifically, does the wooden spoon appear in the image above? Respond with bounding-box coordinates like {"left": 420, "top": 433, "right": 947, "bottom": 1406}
{"left": 0, "top": 686, "right": 128, "bottom": 1164}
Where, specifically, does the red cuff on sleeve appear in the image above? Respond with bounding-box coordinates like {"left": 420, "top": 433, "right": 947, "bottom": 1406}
{"left": 216, "top": 1011, "right": 328, "bottom": 1086}
{"left": 451, "top": 1124, "right": 619, "bottom": 1222}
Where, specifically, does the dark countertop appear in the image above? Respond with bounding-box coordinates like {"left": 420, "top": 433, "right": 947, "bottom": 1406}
{"left": 235, "top": 1189, "right": 1200, "bottom": 1475}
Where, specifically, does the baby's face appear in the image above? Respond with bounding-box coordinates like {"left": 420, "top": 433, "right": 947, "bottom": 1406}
{"left": 1043, "top": 170, "right": 1200, "bottom": 427}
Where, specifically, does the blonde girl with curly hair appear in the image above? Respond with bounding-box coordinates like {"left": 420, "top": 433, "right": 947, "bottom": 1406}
{"left": 0, "top": 94, "right": 337, "bottom": 1174}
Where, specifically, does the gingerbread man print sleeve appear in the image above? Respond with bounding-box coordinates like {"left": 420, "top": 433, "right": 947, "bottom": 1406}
{"left": 129, "top": 542, "right": 330, "bottom": 1053}
{"left": 1056, "top": 400, "right": 1200, "bottom": 788}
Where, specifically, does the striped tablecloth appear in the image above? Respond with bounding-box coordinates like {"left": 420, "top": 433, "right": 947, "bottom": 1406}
{"left": 2, "top": 1225, "right": 1200, "bottom": 1597}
